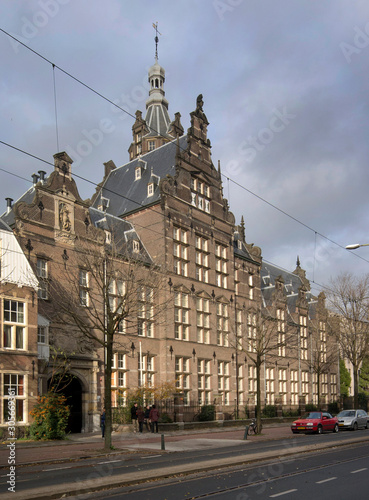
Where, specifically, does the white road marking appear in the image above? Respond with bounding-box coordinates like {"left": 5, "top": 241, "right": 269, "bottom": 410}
{"left": 270, "top": 490, "right": 298, "bottom": 497}
{"left": 44, "top": 466, "right": 72, "bottom": 472}
{"left": 351, "top": 468, "right": 367, "bottom": 474}
{"left": 141, "top": 454, "right": 162, "bottom": 459}
{"left": 97, "top": 460, "right": 121, "bottom": 464}
{"left": 316, "top": 477, "right": 337, "bottom": 484}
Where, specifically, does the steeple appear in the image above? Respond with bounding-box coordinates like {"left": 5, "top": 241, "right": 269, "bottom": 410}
{"left": 128, "top": 24, "right": 183, "bottom": 161}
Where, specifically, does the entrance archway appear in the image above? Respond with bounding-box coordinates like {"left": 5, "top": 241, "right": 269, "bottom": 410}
{"left": 48, "top": 376, "right": 83, "bottom": 433}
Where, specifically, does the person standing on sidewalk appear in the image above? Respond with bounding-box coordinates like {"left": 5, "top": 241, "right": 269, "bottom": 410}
{"left": 149, "top": 404, "right": 159, "bottom": 433}
{"left": 144, "top": 404, "right": 151, "bottom": 431}
{"left": 100, "top": 407, "right": 106, "bottom": 438}
{"left": 131, "top": 402, "right": 138, "bottom": 433}
{"left": 137, "top": 406, "right": 145, "bottom": 433}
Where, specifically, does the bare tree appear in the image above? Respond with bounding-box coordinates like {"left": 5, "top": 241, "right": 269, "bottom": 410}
{"left": 305, "top": 319, "right": 339, "bottom": 409}
{"left": 326, "top": 273, "right": 369, "bottom": 408}
{"left": 50, "top": 229, "right": 168, "bottom": 450}
{"left": 237, "top": 305, "right": 295, "bottom": 433}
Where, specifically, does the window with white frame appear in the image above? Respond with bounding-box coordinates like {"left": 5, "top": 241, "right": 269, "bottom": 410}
{"left": 265, "top": 367, "right": 275, "bottom": 404}
{"left": 215, "top": 244, "right": 228, "bottom": 288}
{"left": 320, "top": 321, "right": 327, "bottom": 363}
{"left": 290, "top": 369, "right": 299, "bottom": 405}
{"left": 108, "top": 280, "right": 127, "bottom": 333}
{"left": 248, "top": 274, "right": 254, "bottom": 300}
{"left": 175, "top": 356, "right": 190, "bottom": 405}
{"left": 138, "top": 354, "right": 155, "bottom": 387}
{"left": 277, "top": 308, "right": 285, "bottom": 357}
{"left": 173, "top": 227, "right": 189, "bottom": 277}
{"left": 195, "top": 236, "right": 209, "bottom": 283}
{"left": 174, "top": 291, "right": 189, "bottom": 341}
{"left": 217, "top": 361, "right": 230, "bottom": 405}
{"left": 216, "top": 302, "right": 229, "bottom": 346}
{"left": 135, "top": 166, "right": 142, "bottom": 180}
{"left": 147, "top": 183, "right": 154, "bottom": 197}
{"left": 321, "top": 372, "right": 328, "bottom": 396}
{"left": 148, "top": 140, "right": 156, "bottom": 151}
{"left": 3, "top": 299, "right": 25, "bottom": 350}
{"left": 236, "top": 309, "right": 242, "bottom": 350}
{"left": 36, "top": 258, "right": 48, "bottom": 299}
{"left": 300, "top": 315, "right": 308, "bottom": 361}
{"left": 248, "top": 365, "right": 257, "bottom": 395}
{"left": 190, "top": 178, "right": 210, "bottom": 213}
{"left": 247, "top": 312, "right": 257, "bottom": 353}
{"left": 111, "top": 353, "right": 128, "bottom": 406}
{"left": 198, "top": 359, "right": 211, "bottom": 405}
{"left": 79, "top": 269, "right": 89, "bottom": 307}
{"left": 137, "top": 287, "right": 154, "bottom": 337}
{"left": 278, "top": 368, "right": 287, "bottom": 404}
{"left": 330, "top": 373, "right": 337, "bottom": 398}
{"left": 301, "top": 370, "right": 309, "bottom": 396}
{"left": 196, "top": 296, "right": 210, "bottom": 344}
{"left": 3, "top": 373, "right": 25, "bottom": 423}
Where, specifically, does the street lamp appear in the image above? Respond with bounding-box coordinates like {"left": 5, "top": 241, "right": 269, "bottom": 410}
{"left": 346, "top": 243, "right": 369, "bottom": 250}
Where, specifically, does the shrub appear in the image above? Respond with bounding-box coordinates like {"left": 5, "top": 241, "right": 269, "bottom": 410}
{"left": 29, "top": 393, "right": 70, "bottom": 440}
{"left": 328, "top": 401, "right": 340, "bottom": 415}
{"left": 159, "top": 413, "right": 173, "bottom": 423}
{"left": 198, "top": 405, "right": 215, "bottom": 421}
{"left": 262, "top": 405, "right": 277, "bottom": 418}
{"left": 305, "top": 403, "right": 318, "bottom": 413}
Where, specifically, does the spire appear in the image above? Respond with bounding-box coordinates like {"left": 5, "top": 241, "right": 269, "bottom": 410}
{"left": 152, "top": 22, "right": 162, "bottom": 60}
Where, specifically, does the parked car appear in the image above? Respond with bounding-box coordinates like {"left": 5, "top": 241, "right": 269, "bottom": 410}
{"left": 336, "top": 409, "right": 369, "bottom": 430}
{"left": 291, "top": 411, "right": 339, "bottom": 434}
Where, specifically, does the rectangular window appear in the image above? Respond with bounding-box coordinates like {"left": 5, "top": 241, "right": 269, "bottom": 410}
{"left": 36, "top": 258, "right": 48, "bottom": 300}
{"left": 3, "top": 300, "right": 25, "bottom": 350}
{"left": 3, "top": 374, "right": 25, "bottom": 422}
{"left": 79, "top": 270, "right": 89, "bottom": 307}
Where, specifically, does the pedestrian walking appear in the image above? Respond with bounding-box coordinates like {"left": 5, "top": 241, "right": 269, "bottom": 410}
{"left": 131, "top": 402, "right": 138, "bottom": 433}
{"left": 144, "top": 404, "right": 151, "bottom": 431}
{"left": 100, "top": 407, "right": 106, "bottom": 438}
{"left": 149, "top": 404, "right": 159, "bottom": 433}
{"left": 137, "top": 406, "right": 145, "bottom": 433}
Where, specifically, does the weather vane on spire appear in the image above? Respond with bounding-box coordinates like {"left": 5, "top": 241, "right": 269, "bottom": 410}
{"left": 152, "top": 22, "right": 162, "bottom": 60}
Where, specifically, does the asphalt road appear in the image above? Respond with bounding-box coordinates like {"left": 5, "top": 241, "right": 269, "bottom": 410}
{"left": 66, "top": 441, "right": 369, "bottom": 500}
{"left": 2, "top": 430, "right": 369, "bottom": 499}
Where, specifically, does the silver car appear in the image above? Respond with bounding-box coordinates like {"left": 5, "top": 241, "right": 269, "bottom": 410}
{"left": 337, "top": 409, "right": 369, "bottom": 430}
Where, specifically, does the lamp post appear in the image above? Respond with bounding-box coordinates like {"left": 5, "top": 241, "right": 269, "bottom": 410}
{"left": 346, "top": 243, "right": 369, "bottom": 250}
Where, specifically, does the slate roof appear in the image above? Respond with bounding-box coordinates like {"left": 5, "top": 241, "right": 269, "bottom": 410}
{"left": 93, "top": 135, "right": 187, "bottom": 217}
{"left": 145, "top": 103, "right": 173, "bottom": 139}
{"left": 233, "top": 231, "right": 259, "bottom": 264}
{"left": 1, "top": 185, "right": 36, "bottom": 227}
{"left": 261, "top": 261, "right": 317, "bottom": 318}
{"left": 89, "top": 208, "right": 152, "bottom": 265}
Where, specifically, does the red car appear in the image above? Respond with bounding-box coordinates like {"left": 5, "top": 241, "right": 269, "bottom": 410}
{"left": 291, "top": 411, "right": 339, "bottom": 434}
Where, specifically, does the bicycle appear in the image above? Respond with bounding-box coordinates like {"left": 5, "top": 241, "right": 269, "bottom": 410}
{"left": 247, "top": 418, "right": 262, "bottom": 435}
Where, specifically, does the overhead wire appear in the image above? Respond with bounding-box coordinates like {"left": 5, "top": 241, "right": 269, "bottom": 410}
{"left": 1, "top": 28, "right": 368, "bottom": 293}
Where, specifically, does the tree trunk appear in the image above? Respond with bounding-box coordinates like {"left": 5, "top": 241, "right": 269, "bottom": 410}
{"left": 256, "top": 358, "right": 262, "bottom": 433}
{"left": 104, "top": 334, "right": 113, "bottom": 450}
{"left": 353, "top": 364, "right": 359, "bottom": 409}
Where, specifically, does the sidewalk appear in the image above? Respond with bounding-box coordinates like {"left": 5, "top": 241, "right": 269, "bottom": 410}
{"left": 0, "top": 423, "right": 293, "bottom": 467}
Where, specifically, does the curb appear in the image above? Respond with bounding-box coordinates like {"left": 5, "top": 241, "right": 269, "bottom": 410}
{"left": 9, "top": 433, "right": 369, "bottom": 500}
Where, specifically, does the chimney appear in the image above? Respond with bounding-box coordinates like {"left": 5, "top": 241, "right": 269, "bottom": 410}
{"left": 32, "top": 173, "right": 40, "bottom": 186}
{"left": 5, "top": 197, "right": 13, "bottom": 214}
{"left": 38, "top": 170, "right": 46, "bottom": 183}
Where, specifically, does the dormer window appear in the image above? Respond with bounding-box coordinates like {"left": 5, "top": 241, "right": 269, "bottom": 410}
{"left": 135, "top": 166, "right": 142, "bottom": 180}
{"left": 148, "top": 183, "right": 154, "bottom": 197}
{"left": 105, "top": 231, "right": 111, "bottom": 244}
{"left": 133, "top": 240, "right": 139, "bottom": 253}
{"left": 98, "top": 197, "right": 109, "bottom": 212}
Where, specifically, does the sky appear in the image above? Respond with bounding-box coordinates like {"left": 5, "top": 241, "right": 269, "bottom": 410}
{"left": 1, "top": 0, "right": 369, "bottom": 296}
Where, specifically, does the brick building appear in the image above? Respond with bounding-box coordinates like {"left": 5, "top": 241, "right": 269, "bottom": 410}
{"left": 0, "top": 219, "right": 39, "bottom": 431}
{"left": 0, "top": 51, "right": 339, "bottom": 431}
